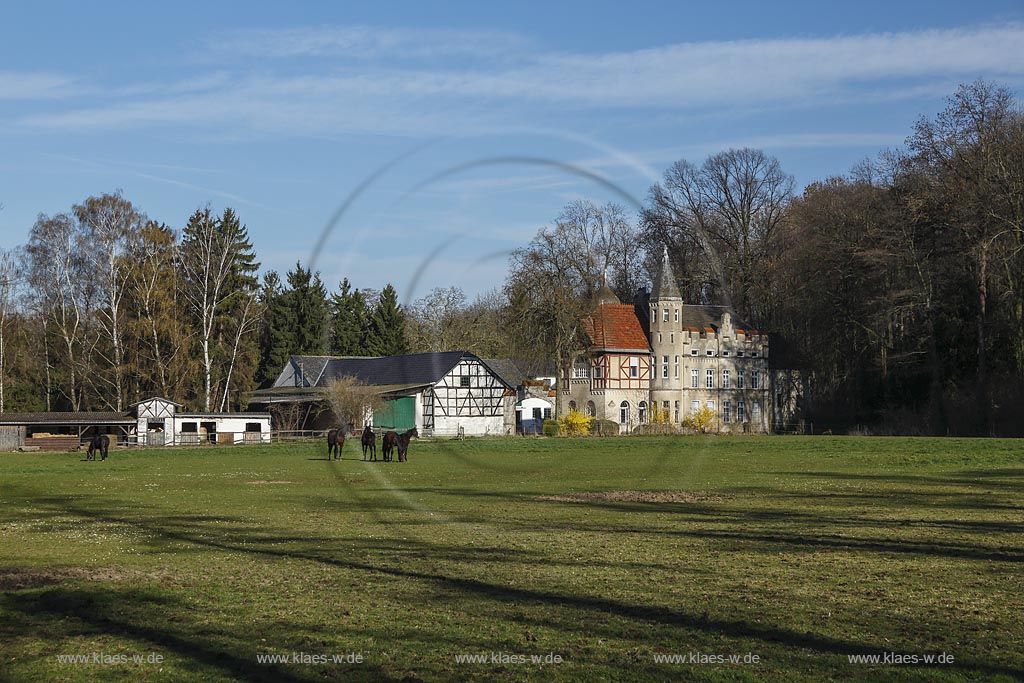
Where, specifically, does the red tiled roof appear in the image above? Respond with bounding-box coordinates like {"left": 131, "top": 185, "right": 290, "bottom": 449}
{"left": 583, "top": 304, "right": 650, "bottom": 352}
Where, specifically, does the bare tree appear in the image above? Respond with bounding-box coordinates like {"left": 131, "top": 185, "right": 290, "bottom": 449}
{"left": 644, "top": 148, "right": 794, "bottom": 323}
{"left": 24, "top": 213, "right": 94, "bottom": 410}
{"left": 323, "top": 375, "right": 383, "bottom": 429}
{"left": 74, "top": 192, "right": 145, "bottom": 411}
{"left": 0, "top": 248, "right": 21, "bottom": 413}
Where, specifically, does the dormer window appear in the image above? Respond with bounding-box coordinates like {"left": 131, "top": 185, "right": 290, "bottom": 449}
{"left": 663, "top": 309, "right": 669, "bottom": 323}
{"left": 706, "top": 350, "right": 714, "bottom": 356}
{"left": 691, "top": 349, "right": 698, "bottom": 356}
{"left": 737, "top": 351, "right": 744, "bottom": 357}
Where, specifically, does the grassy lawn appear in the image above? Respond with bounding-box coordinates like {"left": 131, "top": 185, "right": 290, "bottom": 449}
{"left": 1, "top": 435, "right": 1022, "bottom": 682}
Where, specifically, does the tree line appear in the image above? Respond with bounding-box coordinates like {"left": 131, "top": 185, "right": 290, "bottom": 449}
{"left": 0, "top": 80, "right": 1019, "bottom": 435}
{"left": 504, "top": 81, "right": 1024, "bottom": 436}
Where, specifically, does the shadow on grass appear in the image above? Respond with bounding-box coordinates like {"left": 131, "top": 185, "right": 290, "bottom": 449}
{"left": 3, "top": 489, "right": 1021, "bottom": 681}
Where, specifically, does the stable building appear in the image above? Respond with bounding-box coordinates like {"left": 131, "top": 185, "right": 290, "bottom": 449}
{"left": 0, "top": 399, "right": 272, "bottom": 451}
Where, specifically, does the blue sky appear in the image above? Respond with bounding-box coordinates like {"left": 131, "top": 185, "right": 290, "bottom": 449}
{"left": 2, "top": 1, "right": 1023, "bottom": 300}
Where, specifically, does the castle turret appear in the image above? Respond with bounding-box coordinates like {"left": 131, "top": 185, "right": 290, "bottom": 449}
{"left": 650, "top": 247, "right": 682, "bottom": 406}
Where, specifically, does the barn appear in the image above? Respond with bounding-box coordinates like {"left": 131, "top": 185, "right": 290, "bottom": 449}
{"left": 249, "top": 351, "right": 519, "bottom": 437}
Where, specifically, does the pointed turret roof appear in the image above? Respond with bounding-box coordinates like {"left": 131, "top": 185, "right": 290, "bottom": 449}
{"left": 593, "top": 281, "right": 621, "bottom": 306}
{"left": 651, "top": 246, "right": 681, "bottom": 300}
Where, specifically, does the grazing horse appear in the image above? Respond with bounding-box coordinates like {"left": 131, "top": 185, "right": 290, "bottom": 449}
{"left": 396, "top": 427, "right": 418, "bottom": 462}
{"left": 381, "top": 431, "right": 399, "bottom": 462}
{"left": 361, "top": 425, "right": 376, "bottom": 461}
{"left": 86, "top": 434, "right": 110, "bottom": 461}
{"left": 326, "top": 427, "right": 346, "bottom": 460}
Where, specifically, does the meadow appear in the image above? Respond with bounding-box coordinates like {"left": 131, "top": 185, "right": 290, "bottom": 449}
{"left": 0, "top": 435, "right": 1022, "bottom": 682}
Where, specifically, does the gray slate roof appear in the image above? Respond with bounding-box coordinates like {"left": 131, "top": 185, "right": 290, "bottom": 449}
{"left": 680, "top": 304, "right": 756, "bottom": 332}
{"left": 286, "top": 351, "right": 516, "bottom": 390}
{"left": 651, "top": 247, "right": 682, "bottom": 300}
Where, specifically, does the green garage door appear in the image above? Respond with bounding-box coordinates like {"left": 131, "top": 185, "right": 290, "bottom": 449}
{"left": 373, "top": 397, "right": 416, "bottom": 431}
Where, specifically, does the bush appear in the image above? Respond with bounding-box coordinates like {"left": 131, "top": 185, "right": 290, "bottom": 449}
{"left": 541, "top": 419, "right": 561, "bottom": 437}
{"left": 558, "top": 409, "right": 593, "bottom": 436}
{"left": 589, "top": 419, "right": 620, "bottom": 436}
{"left": 680, "top": 405, "right": 717, "bottom": 434}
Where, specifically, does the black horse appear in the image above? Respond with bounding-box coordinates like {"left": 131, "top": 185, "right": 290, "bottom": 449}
{"left": 86, "top": 434, "right": 110, "bottom": 461}
{"left": 327, "top": 426, "right": 349, "bottom": 460}
{"left": 361, "top": 425, "right": 376, "bottom": 461}
{"left": 381, "top": 431, "right": 398, "bottom": 462}
{"left": 396, "top": 427, "right": 418, "bottom": 462}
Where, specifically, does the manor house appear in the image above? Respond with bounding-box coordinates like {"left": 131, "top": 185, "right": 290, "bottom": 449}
{"left": 566, "top": 250, "right": 773, "bottom": 433}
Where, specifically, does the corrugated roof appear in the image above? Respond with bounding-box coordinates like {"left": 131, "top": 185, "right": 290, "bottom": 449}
{"left": 0, "top": 411, "right": 136, "bottom": 425}
{"left": 583, "top": 304, "right": 651, "bottom": 352}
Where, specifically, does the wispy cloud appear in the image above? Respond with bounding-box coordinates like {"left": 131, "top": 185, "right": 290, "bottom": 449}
{"left": 0, "top": 71, "right": 74, "bottom": 100}
{"left": 207, "top": 25, "right": 530, "bottom": 61}
{"left": 16, "top": 23, "right": 1024, "bottom": 136}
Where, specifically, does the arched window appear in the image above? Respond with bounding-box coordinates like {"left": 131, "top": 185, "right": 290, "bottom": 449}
{"left": 638, "top": 401, "right": 648, "bottom": 424}
{"left": 568, "top": 400, "right": 577, "bottom": 412}
{"left": 619, "top": 401, "right": 630, "bottom": 424}
{"left": 585, "top": 401, "right": 596, "bottom": 417}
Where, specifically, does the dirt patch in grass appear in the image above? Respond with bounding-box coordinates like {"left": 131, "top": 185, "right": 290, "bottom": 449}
{"left": 245, "top": 480, "right": 295, "bottom": 485}
{"left": 0, "top": 566, "right": 160, "bottom": 590}
{"left": 537, "top": 490, "right": 727, "bottom": 504}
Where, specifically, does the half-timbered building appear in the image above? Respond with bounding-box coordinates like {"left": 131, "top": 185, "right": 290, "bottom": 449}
{"left": 251, "top": 351, "right": 518, "bottom": 437}
{"left": 566, "top": 284, "right": 652, "bottom": 430}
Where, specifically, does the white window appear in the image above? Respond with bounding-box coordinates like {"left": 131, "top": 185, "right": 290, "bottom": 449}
{"left": 737, "top": 350, "right": 744, "bottom": 357}
{"left": 722, "top": 369, "right": 731, "bottom": 389}
{"left": 593, "top": 364, "right": 603, "bottom": 379}
{"left": 629, "top": 357, "right": 639, "bottom": 378}
{"left": 674, "top": 356, "right": 680, "bottom": 378}
{"left": 572, "top": 364, "right": 589, "bottom": 379}
{"left": 662, "top": 401, "right": 670, "bottom": 418}
{"left": 751, "top": 370, "right": 760, "bottom": 390}
{"left": 674, "top": 401, "right": 680, "bottom": 422}
{"left": 663, "top": 309, "right": 669, "bottom": 323}
{"left": 690, "top": 400, "right": 700, "bottom": 415}
{"left": 674, "top": 309, "right": 679, "bottom": 322}
{"left": 706, "top": 349, "right": 714, "bottom": 356}
{"left": 723, "top": 400, "right": 731, "bottom": 423}
{"left": 752, "top": 400, "right": 761, "bottom": 424}
{"left": 662, "top": 355, "right": 669, "bottom": 379}
{"left": 690, "top": 369, "right": 699, "bottom": 388}
{"left": 738, "top": 400, "right": 746, "bottom": 422}
{"left": 722, "top": 351, "right": 730, "bottom": 357}
{"left": 691, "top": 349, "right": 698, "bottom": 356}
{"left": 658, "top": 332, "right": 662, "bottom": 343}
{"left": 737, "top": 371, "right": 745, "bottom": 389}
{"left": 585, "top": 401, "right": 596, "bottom": 416}
{"left": 706, "top": 400, "right": 715, "bottom": 412}
{"left": 619, "top": 401, "right": 630, "bottom": 424}
{"left": 706, "top": 369, "right": 714, "bottom": 388}
{"left": 670, "top": 333, "right": 674, "bottom": 343}
{"left": 638, "top": 401, "right": 648, "bottom": 423}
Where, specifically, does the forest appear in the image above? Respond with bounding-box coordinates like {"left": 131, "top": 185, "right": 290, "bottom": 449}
{"left": 0, "top": 81, "right": 1021, "bottom": 435}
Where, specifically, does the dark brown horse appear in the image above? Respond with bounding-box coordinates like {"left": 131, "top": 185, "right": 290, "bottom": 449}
{"left": 396, "top": 427, "right": 418, "bottom": 462}
{"left": 381, "top": 431, "right": 399, "bottom": 462}
{"left": 361, "top": 425, "right": 376, "bottom": 461}
{"left": 86, "top": 434, "right": 110, "bottom": 461}
{"left": 327, "top": 426, "right": 350, "bottom": 460}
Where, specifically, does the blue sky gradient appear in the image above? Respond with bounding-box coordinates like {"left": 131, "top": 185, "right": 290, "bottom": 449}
{"left": 3, "top": 1, "right": 1023, "bottom": 299}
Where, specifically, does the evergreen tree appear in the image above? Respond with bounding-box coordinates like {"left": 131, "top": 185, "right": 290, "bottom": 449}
{"left": 256, "top": 271, "right": 296, "bottom": 386}
{"left": 329, "top": 278, "right": 369, "bottom": 355}
{"left": 285, "top": 261, "right": 329, "bottom": 355}
{"left": 364, "top": 283, "right": 407, "bottom": 356}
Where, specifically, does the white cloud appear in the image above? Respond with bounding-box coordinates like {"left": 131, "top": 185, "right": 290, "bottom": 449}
{"left": 16, "top": 23, "right": 1024, "bottom": 136}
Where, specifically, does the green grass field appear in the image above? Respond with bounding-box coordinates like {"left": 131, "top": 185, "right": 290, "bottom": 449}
{"left": 1, "top": 436, "right": 1022, "bottom": 682}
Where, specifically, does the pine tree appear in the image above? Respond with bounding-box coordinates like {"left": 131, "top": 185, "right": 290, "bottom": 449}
{"left": 364, "top": 283, "right": 407, "bottom": 356}
{"left": 256, "top": 271, "right": 296, "bottom": 386}
{"left": 285, "top": 261, "right": 329, "bottom": 355}
{"left": 329, "top": 278, "right": 369, "bottom": 356}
